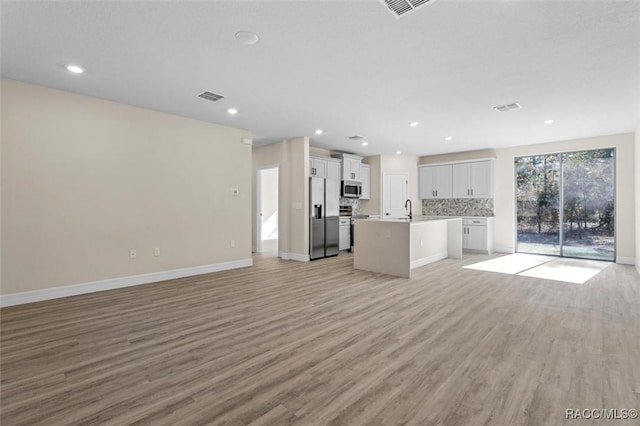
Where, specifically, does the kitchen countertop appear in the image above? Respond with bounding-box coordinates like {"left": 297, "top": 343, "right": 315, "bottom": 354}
{"left": 363, "top": 215, "right": 463, "bottom": 224}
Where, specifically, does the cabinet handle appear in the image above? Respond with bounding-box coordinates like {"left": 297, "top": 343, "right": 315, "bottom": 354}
{"left": 471, "top": 189, "right": 473, "bottom": 195}
{"left": 436, "top": 190, "right": 438, "bottom": 196}
{"left": 467, "top": 189, "right": 470, "bottom": 195}
{"left": 432, "top": 190, "right": 435, "bottom": 197}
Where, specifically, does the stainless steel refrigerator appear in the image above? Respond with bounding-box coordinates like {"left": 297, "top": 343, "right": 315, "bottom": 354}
{"left": 310, "top": 177, "right": 339, "bottom": 260}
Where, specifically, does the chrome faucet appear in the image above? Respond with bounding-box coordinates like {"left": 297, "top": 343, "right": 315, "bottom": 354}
{"left": 404, "top": 199, "right": 412, "bottom": 220}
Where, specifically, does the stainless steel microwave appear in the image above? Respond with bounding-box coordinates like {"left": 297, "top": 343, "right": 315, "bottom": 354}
{"left": 341, "top": 180, "right": 362, "bottom": 198}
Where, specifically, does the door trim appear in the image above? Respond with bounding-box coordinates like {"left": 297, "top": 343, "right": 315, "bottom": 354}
{"left": 255, "top": 164, "right": 279, "bottom": 253}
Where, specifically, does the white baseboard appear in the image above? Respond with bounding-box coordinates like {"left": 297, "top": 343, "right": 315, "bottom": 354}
{"left": 279, "top": 251, "right": 310, "bottom": 262}
{"left": 0, "top": 258, "right": 253, "bottom": 308}
{"left": 616, "top": 256, "right": 635, "bottom": 265}
{"left": 411, "top": 252, "right": 447, "bottom": 269}
{"left": 494, "top": 246, "right": 515, "bottom": 254}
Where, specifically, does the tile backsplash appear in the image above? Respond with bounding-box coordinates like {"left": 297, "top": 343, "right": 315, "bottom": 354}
{"left": 422, "top": 198, "right": 494, "bottom": 217}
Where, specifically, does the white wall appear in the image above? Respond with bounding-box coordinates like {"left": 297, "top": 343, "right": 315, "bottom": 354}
{"left": 419, "top": 133, "right": 635, "bottom": 262}
{"left": 360, "top": 155, "right": 381, "bottom": 216}
{"left": 252, "top": 138, "right": 309, "bottom": 260}
{"left": 1, "top": 79, "right": 252, "bottom": 297}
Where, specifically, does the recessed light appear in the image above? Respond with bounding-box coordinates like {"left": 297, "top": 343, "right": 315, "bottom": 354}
{"left": 227, "top": 108, "right": 238, "bottom": 115}
{"left": 361, "top": 142, "right": 369, "bottom": 146}
{"left": 445, "top": 136, "right": 452, "bottom": 141}
{"left": 544, "top": 119, "right": 554, "bottom": 124}
{"left": 235, "top": 31, "right": 260, "bottom": 45}
{"left": 396, "top": 151, "right": 402, "bottom": 155}
{"left": 315, "top": 129, "right": 323, "bottom": 135}
{"left": 66, "top": 65, "right": 84, "bottom": 74}
{"left": 409, "top": 121, "right": 419, "bottom": 127}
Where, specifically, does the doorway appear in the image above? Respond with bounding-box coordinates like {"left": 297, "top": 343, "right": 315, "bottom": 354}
{"left": 515, "top": 149, "right": 615, "bottom": 261}
{"left": 257, "top": 166, "right": 279, "bottom": 254}
{"left": 383, "top": 173, "right": 408, "bottom": 218}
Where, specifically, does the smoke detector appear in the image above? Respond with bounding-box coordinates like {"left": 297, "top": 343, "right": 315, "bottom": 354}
{"left": 379, "top": 0, "right": 436, "bottom": 18}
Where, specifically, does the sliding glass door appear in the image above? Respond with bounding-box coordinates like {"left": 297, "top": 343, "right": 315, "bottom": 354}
{"left": 515, "top": 149, "right": 615, "bottom": 261}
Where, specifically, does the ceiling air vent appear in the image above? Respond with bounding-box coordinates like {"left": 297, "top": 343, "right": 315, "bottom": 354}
{"left": 347, "top": 135, "right": 366, "bottom": 141}
{"left": 379, "top": 0, "right": 436, "bottom": 18}
{"left": 198, "top": 91, "right": 225, "bottom": 102}
{"left": 493, "top": 102, "right": 522, "bottom": 113}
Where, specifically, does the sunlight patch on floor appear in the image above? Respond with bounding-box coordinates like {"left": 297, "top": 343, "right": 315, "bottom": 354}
{"left": 463, "top": 253, "right": 555, "bottom": 275}
{"left": 464, "top": 253, "right": 610, "bottom": 284}
{"left": 518, "top": 258, "right": 610, "bottom": 284}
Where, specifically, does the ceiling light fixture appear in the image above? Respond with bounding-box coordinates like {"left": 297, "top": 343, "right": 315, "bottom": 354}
{"left": 315, "top": 129, "right": 323, "bottom": 135}
{"left": 227, "top": 108, "right": 238, "bottom": 115}
{"left": 235, "top": 31, "right": 260, "bottom": 45}
{"left": 66, "top": 64, "right": 84, "bottom": 74}
{"left": 409, "top": 121, "right": 419, "bottom": 127}
{"left": 445, "top": 136, "right": 452, "bottom": 141}
{"left": 544, "top": 119, "right": 554, "bottom": 124}
{"left": 396, "top": 151, "right": 402, "bottom": 155}
{"left": 361, "top": 142, "right": 369, "bottom": 146}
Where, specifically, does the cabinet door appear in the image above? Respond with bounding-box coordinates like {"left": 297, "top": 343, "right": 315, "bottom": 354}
{"left": 360, "top": 165, "right": 371, "bottom": 199}
{"left": 339, "top": 227, "right": 351, "bottom": 250}
{"left": 419, "top": 166, "right": 436, "bottom": 199}
{"left": 310, "top": 158, "right": 326, "bottom": 178}
{"left": 452, "top": 164, "right": 470, "bottom": 198}
{"left": 434, "top": 165, "right": 452, "bottom": 198}
{"left": 466, "top": 225, "right": 486, "bottom": 251}
{"left": 326, "top": 160, "right": 341, "bottom": 180}
{"left": 350, "top": 158, "right": 361, "bottom": 180}
{"left": 469, "top": 161, "right": 491, "bottom": 198}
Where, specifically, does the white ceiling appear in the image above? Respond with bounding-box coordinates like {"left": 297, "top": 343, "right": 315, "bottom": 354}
{"left": 2, "top": 0, "right": 639, "bottom": 156}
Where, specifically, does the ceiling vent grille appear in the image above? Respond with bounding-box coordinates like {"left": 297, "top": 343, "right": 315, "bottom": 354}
{"left": 347, "top": 135, "right": 366, "bottom": 141}
{"left": 379, "top": 0, "right": 436, "bottom": 18}
{"left": 493, "top": 102, "right": 522, "bottom": 113}
{"left": 198, "top": 91, "right": 225, "bottom": 102}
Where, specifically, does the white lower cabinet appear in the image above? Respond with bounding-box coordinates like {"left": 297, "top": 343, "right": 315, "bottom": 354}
{"left": 339, "top": 218, "right": 351, "bottom": 251}
{"left": 462, "top": 217, "right": 494, "bottom": 254}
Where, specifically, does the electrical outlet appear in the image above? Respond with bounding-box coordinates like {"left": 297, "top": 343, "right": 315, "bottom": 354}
{"left": 230, "top": 239, "right": 236, "bottom": 248}
{"left": 129, "top": 249, "right": 137, "bottom": 259}
{"left": 154, "top": 247, "right": 160, "bottom": 257}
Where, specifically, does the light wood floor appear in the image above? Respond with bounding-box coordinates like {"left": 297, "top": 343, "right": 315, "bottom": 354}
{"left": 1, "top": 254, "right": 639, "bottom": 425}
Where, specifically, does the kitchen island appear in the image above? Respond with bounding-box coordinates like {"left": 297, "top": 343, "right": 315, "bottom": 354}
{"left": 353, "top": 216, "right": 462, "bottom": 278}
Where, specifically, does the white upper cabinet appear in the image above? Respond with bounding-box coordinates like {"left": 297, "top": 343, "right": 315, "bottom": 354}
{"left": 326, "top": 159, "right": 341, "bottom": 181}
{"left": 419, "top": 164, "right": 452, "bottom": 199}
{"left": 309, "top": 156, "right": 326, "bottom": 178}
{"left": 452, "top": 161, "right": 493, "bottom": 198}
{"left": 333, "top": 153, "right": 363, "bottom": 182}
{"left": 360, "top": 164, "right": 371, "bottom": 199}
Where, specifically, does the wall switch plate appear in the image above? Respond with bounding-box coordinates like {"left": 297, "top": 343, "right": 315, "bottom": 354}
{"left": 230, "top": 239, "right": 236, "bottom": 248}
{"left": 153, "top": 247, "right": 160, "bottom": 257}
{"left": 129, "top": 249, "right": 137, "bottom": 259}
{"left": 231, "top": 188, "right": 239, "bottom": 196}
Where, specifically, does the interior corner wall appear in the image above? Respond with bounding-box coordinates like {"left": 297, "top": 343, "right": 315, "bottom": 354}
{"left": 635, "top": 126, "right": 640, "bottom": 273}
{"left": 1, "top": 79, "right": 252, "bottom": 296}
{"left": 252, "top": 137, "right": 309, "bottom": 259}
